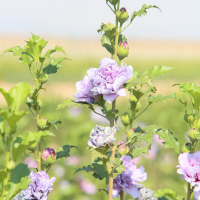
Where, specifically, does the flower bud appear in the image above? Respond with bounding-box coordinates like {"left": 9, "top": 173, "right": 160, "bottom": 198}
{"left": 7, "top": 160, "right": 15, "bottom": 172}
{"left": 37, "top": 117, "right": 48, "bottom": 130}
{"left": 32, "top": 99, "right": 42, "bottom": 111}
{"left": 117, "top": 42, "right": 129, "bottom": 60}
{"left": 104, "top": 22, "right": 116, "bottom": 38}
{"left": 116, "top": 7, "right": 129, "bottom": 24}
{"left": 184, "top": 113, "right": 194, "bottom": 124}
{"left": 118, "top": 141, "right": 130, "bottom": 156}
{"left": 38, "top": 73, "right": 48, "bottom": 84}
{"left": 182, "top": 143, "right": 192, "bottom": 153}
{"left": 108, "top": 0, "right": 118, "bottom": 5}
{"left": 129, "top": 94, "right": 137, "bottom": 103}
{"left": 189, "top": 128, "right": 200, "bottom": 142}
{"left": 42, "top": 148, "right": 56, "bottom": 166}
{"left": 121, "top": 112, "right": 131, "bottom": 127}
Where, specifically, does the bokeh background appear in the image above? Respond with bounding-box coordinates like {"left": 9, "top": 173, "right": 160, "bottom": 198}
{"left": 1, "top": 0, "right": 200, "bottom": 199}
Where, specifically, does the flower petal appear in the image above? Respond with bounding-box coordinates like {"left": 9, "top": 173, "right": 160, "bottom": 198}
{"left": 124, "top": 185, "right": 140, "bottom": 198}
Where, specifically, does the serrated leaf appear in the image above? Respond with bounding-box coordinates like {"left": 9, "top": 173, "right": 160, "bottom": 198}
{"left": 0, "top": 170, "right": 7, "bottom": 183}
{"left": 56, "top": 145, "right": 77, "bottom": 159}
{"left": 44, "top": 46, "right": 66, "bottom": 59}
{"left": 131, "top": 4, "right": 161, "bottom": 22}
{"left": 1, "top": 46, "right": 24, "bottom": 57}
{"left": 0, "top": 110, "right": 28, "bottom": 129}
{"left": 118, "top": 34, "right": 127, "bottom": 44}
{"left": 56, "top": 98, "right": 93, "bottom": 111}
{"left": 132, "top": 146, "right": 149, "bottom": 158}
{"left": 101, "top": 34, "right": 113, "bottom": 54}
{"left": 9, "top": 82, "right": 31, "bottom": 113}
{"left": 43, "top": 58, "right": 68, "bottom": 74}
{"left": 144, "top": 66, "right": 175, "bottom": 79}
{"left": 146, "top": 94, "right": 176, "bottom": 108}
{"left": 179, "top": 82, "right": 200, "bottom": 111}
{"left": 19, "top": 53, "right": 33, "bottom": 65}
{"left": 157, "top": 129, "right": 179, "bottom": 154}
{"left": 12, "top": 131, "right": 55, "bottom": 161}
{"left": 6, "top": 164, "right": 31, "bottom": 200}
{"left": 74, "top": 165, "right": 93, "bottom": 174}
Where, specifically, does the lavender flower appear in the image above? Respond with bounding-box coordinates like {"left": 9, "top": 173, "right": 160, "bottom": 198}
{"left": 21, "top": 171, "right": 56, "bottom": 200}
{"left": 87, "top": 58, "right": 133, "bottom": 103}
{"left": 88, "top": 125, "right": 118, "bottom": 148}
{"left": 112, "top": 155, "right": 147, "bottom": 198}
{"left": 73, "top": 75, "right": 97, "bottom": 104}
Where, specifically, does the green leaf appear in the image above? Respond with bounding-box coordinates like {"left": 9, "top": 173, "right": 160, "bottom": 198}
{"left": 132, "top": 146, "right": 149, "bottom": 158}
{"left": 179, "top": 82, "right": 200, "bottom": 111}
{"left": 146, "top": 94, "right": 176, "bottom": 108}
{"left": 144, "top": 66, "right": 175, "bottom": 79}
{"left": 1, "top": 46, "right": 24, "bottom": 57}
{"left": 0, "top": 88, "right": 13, "bottom": 108}
{"left": 0, "top": 116, "right": 5, "bottom": 137}
{"left": 6, "top": 163, "right": 31, "bottom": 200}
{"left": 0, "top": 170, "right": 7, "bottom": 183}
{"left": 19, "top": 53, "right": 33, "bottom": 65}
{"left": 0, "top": 110, "right": 28, "bottom": 129}
{"left": 154, "top": 188, "right": 179, "bottom": 200}
{"left": 90, "top": 148, "right": 108, "bottom": 164}
{"left": 157, "top": 129, "right": 180, "bottom": 154}
{"left": 44, "top": 46, "right": 67, "bottom": 59}
{"left": 56, "top": 145, "right": 77, "bottom": 159}
{"left": 101, "top": 34, "right": 113, "bottom": 54}
{"left": 118, "top": 34, "right": 127, "bottom": 44}
{"left": 74, "top": 165, "right": 93, "bottom": 174}
{"left": 25, "top": 34, "right": 48, "bottom": 62}
{"left": 56, "top": 98, "right": 93, "bottom": 111}
{"left": 12, "top": 131, "right": 55, "bottom": 161}
{"left": 43, "top": 58, "right": 68, "bottom": 74}
{"left": 9, "top": 82, "right": 31, "bottom": 112}
{"left": 131, "top": 4, "right": 161, "bottom": 22}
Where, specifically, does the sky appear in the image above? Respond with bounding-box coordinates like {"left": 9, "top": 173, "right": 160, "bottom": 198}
{"left": 0, "top": 0, "right": 200, "bottom": 40}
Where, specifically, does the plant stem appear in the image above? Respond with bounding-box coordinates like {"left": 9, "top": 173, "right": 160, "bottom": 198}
{"left": 187, "top": 183, "right": 191, "bottom": 200}
{"left": 120, "top": 191, "right": 124, "bottom": 200}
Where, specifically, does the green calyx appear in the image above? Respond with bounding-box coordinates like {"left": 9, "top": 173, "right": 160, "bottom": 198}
{"left": 116, "top": 7, "right": 129, "bottom": 24}
{"left": 129, "top": 94, "right": 138, "bottom": 103}
{"left": 38, "top": 73, "right": 48, "bottom": 84}
{"left": 182, "top": 143, "right": 192, "bottom": 153}
{"left": 104, "top": 22, "right": 116, "bottom": 39}
{"left": 121, "top": 112, "right": 131, "bottom": 127}
{"left": 42, "top": 154, "right": 56, "bottom": 166}
{"left": 108, "top": 0, "right": 118, "bottom": 6}
{"left": 117, "top": 42, "right": 129, "bottom": 60}
{"left": 189, "top": 128, "right": 200, "bottom": 142}
{"left": 37, "top": 118, "right": 48, "bottom": 130}
{"left": 7, "top": 160, "right": 15, "bottom": 172}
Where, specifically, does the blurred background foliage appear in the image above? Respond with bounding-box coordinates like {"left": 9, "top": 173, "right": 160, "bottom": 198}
{"left": 0, "top": 37, "right": 200, "bottom": 200}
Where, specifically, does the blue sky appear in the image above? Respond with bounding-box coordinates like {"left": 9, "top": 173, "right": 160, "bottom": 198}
{"left": 0, "top": 0, "right": 200, "bottom": 40}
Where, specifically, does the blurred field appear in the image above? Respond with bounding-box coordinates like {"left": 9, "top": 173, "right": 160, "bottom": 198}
{"left": 0, "top": 35, "right": 200, "bottom": 199}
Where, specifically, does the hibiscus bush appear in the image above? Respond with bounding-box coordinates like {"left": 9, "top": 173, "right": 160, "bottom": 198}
{"left": 0, "top": 0, "right": 199, "bottom": 200}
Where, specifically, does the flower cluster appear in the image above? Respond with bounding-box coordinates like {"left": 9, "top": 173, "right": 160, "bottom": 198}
{"left": 21, "top": 171, "right": 56, "bottom": 200}
{"left": 112, "top": 155, "right": 147, "bottom": 198}
{"left": 88, "top": 125, "right": 118, "bottom": 148}
{"left": 177, "top": 152, "right": 200, "bottom": 199}
{"left": 73, "top": 58, "right": 133, "bottom": 103}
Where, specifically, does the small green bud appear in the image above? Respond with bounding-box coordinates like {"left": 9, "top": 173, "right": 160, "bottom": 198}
{"left": 182, "top": 143, "right": 192, "bottom": 153}
{"left": 108, "top": 0, "right": 118, "bottom": 5}
{"left": 38, "top": 73, "right": 48, "bottom": 84}
{"left": 37, "top": 118, "right": 48, "bottom": 130}
{"left": 189, "top": 128, "right": 200, "bottom": 142}
{"left": 7, "top": 160, "right": 15, "bottom": 172}
{"left": 117, "top": 42, "right": 129, "bottom": 60}
{"left": 116, "top": 7, "right": 129, "bottom": 24}
{"left": 104, "top": 22, "right": 116, "bottom": 38}
{"left": 32, "top": 99, "right": 42, "bottom": 111}
{"left": 129, "top": 94, "right": 138, "bottom": 103}
{"left": 121, "top": 112, "right": 131, "bottom": 127}
{"left": 135, "top": 102, "right": 141, "bottom": 111}
{"left": 184, "top": 113, "right": 194, "bottom": 123}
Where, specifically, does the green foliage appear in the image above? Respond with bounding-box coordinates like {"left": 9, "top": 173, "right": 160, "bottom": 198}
{"left": 56, "top": 98, "right": 93, "bottom": 111}
{"left": 101, "top": 34, "right": 113, "bottom": 54}
{"left": 44, "top": 46, "right": 66, "bottom": 59}
{"left": 154, "top": 188, "right": 179, "bottom": 200}
{"left": 144, "top": 66, "right": 175, "bottom": 79}
{"left": 89, "top": 148, "right": 108, "bottom": 164}
{"left": 132, "top": 146, "right": 149, "bottom": 158}
{"left": 56, "top": 145, "right": 77, "bottom": 159}
{"left": 131, "top": 4, "right": 161, "bottom": 22}
{"left": 6, "top": 164, "right": 31, "bottom": 200}
{"left": 0, "top": 171, "right": 7, "bottom": 183}
{"left": 12, "top": 131, "right": 55, "bottom": 161}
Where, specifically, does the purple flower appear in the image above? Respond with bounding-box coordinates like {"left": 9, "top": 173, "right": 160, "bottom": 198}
{"left": 177, "top": 152, "right": 200, "bottom": 186}
{"left": 88, "top": 125, "right": 118, "bottom": 148}
{"left": 112, "top": 155, "right": 147, "bottom": 198}
{"left": 73, "top": 75, "right": 97, "bottom": 104}
{"left": 42, "top": 148, "right": 56, "bottom": 160}
{"left": 87, "top": 58, "right": 133, "bottom": 103}
{"left": 21, "top": 171, "right": 56, "bottom": 200}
